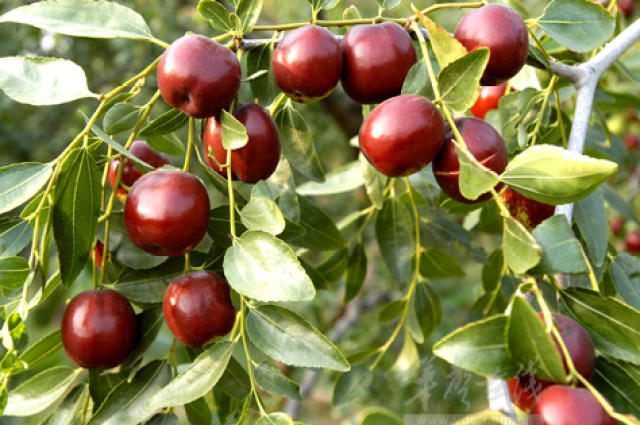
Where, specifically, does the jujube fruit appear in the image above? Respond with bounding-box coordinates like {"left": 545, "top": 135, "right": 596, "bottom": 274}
{"left": 529, "top": 385, "right": 617, "bottom": 425}
{"left": 433, "top": 117, "right": 508, "bottom": 203}
{"left": 609, "top": 217, "right": 625, "bottom": 236}
{"left": 272, "top": 25, "right": 343, "bottom": 103}
{"left": 341, "top": 22, "right": 417, "bottom": 104}
{"left": 124, "top": 170, "right": 210, "bottom": 256}
{"left": 470, "top": 83, "right": 508, "bottom": 119}
{"left": 359, "top": 94, "right": 445, "bottom": 177}
{"left": 157, "top": 34, "right": 241, "bottom": 118}
{"left": 454, "top": 4, "right": 529, "bottom": 85}
{"left": 108, "top": 140, "right": 170, "bottom": 200}
{"left": 61, "top": 290, "right": 137, "bottom": 369}
{"left": 508, "top": 313, "right": 595, "bottom": 412}
{"left": 203, "top": 103, "right": 281, "bottom": 183}
{"left": 625, "top": 230, "right": 640, "bottom": 253}
{"left": 163, "top": 271, "right": 236, "bottom": 347}
{"left": 501, "top": 187, "right": 555, "bottom": 230}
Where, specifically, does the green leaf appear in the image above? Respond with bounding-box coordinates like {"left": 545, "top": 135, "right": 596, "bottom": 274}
{"left": 88, "top": 361, "right": 170, "bottom": 425}
{"left": 103, "top": 103, "right": 141, "bottom": 135}
{"left": 247, "top": 305, "right": 350, "bottom": 371}
{"left": 560, "top": 288, "right": 640, "bottom": 365}
{"left": 46, "top": 386, "right": 88, "bottom": 425}
{"left": 297, "top": 161, "right": 363, "bottom": 196}
{"left": 502, "top": 216, "right": 542, "bottom": 274}
{"left": 240, "top": 197, "right": 285, "bottom": 235}
{"left": 89, "top": 369, "right": 127, "bottom": 411}
{"left": 388, "top": 331, "right": 420, "bottom": 387}
{"left": 402, "top": 61, "right": 429, "bottom": 96}
{"left": 574, "top": 188, "right": 607, "bottom": 267}
{"left": 375, "top": 199, "right": 414, "bottom": 286}
{"left": 5, "top": 366, "right": 82, "bottom": 416}
{"left": 53, "top": 149, "right": 101, "bottom": 286}
{"left": 310, "top": 0, "right": 341, "bottom": 12}
{"left": 246, "top": 42, "right": 277, "bottom": 105}
{"left": 376, "top": 0, "right": 401, "bottom": 10}
{"left": 0, "top": 0, "right": 154, "bottom": 40}
{"left": 608, "top": 254, "right": 640, "bottom": 310}
{"left": 224, "top": 231, "right": 315, "bottom": 301}
{"left": 221, "top": 110, "right": 249, "bottom": 150}
{"left": 121, "top": 307, "right": 164, "bottom": 369}
{"left": 87, "top": 119, "right": 154, "bottom": 173}
{"left": 0, "top": 219, "right": 32, "bottom": 257}
{"left": 0, "top": 257, "right": 30, "bottom": 290}
{"left": 332, "top": 363, "right": 372, "bottom": 406}
{"left": 457, "top": 143, "right": 501, "bottom": 201}
{"left": 530, "top": 215, "right": 588, "bottom": 275}
{"left": 344, "top": 243, "right": 367, "bottom": 304}
{"left": 438, "top": 48, "right": 489, "bottom": 112}
{"left": 4, "top": 312, "right": 28, "bottom": 351}
{"left": 18, "top": 329, "right": 62, "bottom": 372}
{"left": 147, "top": 341, "right": 235, "bottom": 409}
{"left": 414, "top": 282, "right": 441, "bottom": 339}
{"left": 420, "top": 15, "right": 467, "bottom": 68}
{"left": 256, "top": 413, "right": 294, "bottom": 425}
{"left": 236, "top": 0, "right": 263, "bottom": 33}
{"left": 433, "top": 315, "right": 519, "bottom": 379}
{"left": 185, "top": 398, "right": 213, "bottom": 425}
{"left": 254, "top": 362, "right": 301, "bottom": 400}
{"left": 316, "top": 249, "right": 349, "bottom": 285}
{"left": 116, "top": 234, "right": 168, "bottom": 271}
{"left": 216, "top": 357, "right": 250, "bottom": 399}
{"left": 0, "top": 162, "right": 52, "bottom": 215}
{"left": 507, "top": 297, "right": 566, "bottom": 382}
{"left": 139, "top": 109, "right": 187, "bottom": 138}
{"left": 360, "top": 153, "right": 386, "bottom": 209}
{"left": 602, "top": 184, "right": 640, "bottom": 225}
{"left": 537, "top": 0, "right": 615, "bottom": 52}
{"left": 275, "top": 103, "right": 325, "bottom": 182}
{"left": 592, "top": 357, "right": 640, "bottom": 417}
{"left": 197, "top": 1, "right": 234, "bottom": 31}
{"left": 419, "top": 248, "right": 465, "bottom": 279}
{"left": 286, "top": 195, "right": 346, "bottom": 251}
{"left": 358, "top": 407, "right": 403, "bottom": 425}
{"left": 0, "top": 57, "right": 97, "bottom": 105}
{"left": 145, "top": 413, "right": 179, "bottom": 425}
{"left": 145, "top": 134, "right": 185, "bottom": 157}
{"left": 501, "top": 145, "right": 618, "bottom": 205}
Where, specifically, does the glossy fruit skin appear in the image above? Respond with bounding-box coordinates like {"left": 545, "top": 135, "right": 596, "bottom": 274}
{"left": 501, "top": 187, "right": 555, "bottom": 230}
{"left": 470, "top": 84, "right": 508, "bottom": 120}
{"left": 625, "top": 230, "right": 640, "bottom": 253}
{"left": 272, "top": 25, "right": 343, "bottom": 103}
{"left": 433, "top": 117, "right": 508, "bottom": 203}
{"left": 124, "top": 170, "right": 210, "bottom": 256}
{"left": 454, "top": 4, "right": 529, "bottom": 85}
{"left": 157, "top": 34, "right": 241, "bottom": 118}
{"left": 109, "top": 140, "right": 170, "bottom": 200}
{"left": 61, "top": 290, "right": 137, "bottom": 369}
{"left": 509, "top": 313, "right": 596, "bottom": 412}
{"left": 203, "top": 103, "right": 281, "bottom": 183}
{"left": 359, "top": 95, "right": 445, "bottom": 177}
{"left": 163, "top": 271, "right": 236, "bottom": 347}
{"left": 341, "top": 22, "right": 417, "bottom": 104}
{"left": 529, "top": 386, "right": 617, "bottom": 425}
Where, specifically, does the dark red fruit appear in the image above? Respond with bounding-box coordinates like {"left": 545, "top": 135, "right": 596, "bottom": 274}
{"left": 157, "top": 34, "right": 241, "bottom": 118}
{"left": 61, "top": 290, "right": 136, "bottom": 369}
{"left": 91, "top": 240, "right": 107, "bottom": 269}
{"left": 109, "top": 140, "right": 170, "bottom": 200}
{"left": 625, "top": 230, "right": 640, "bottom": 253}
{"left": 619, "top": 0, "right": 635, "bottom": 18}
{"left": 624, "top": 134, "right": 639, "bottom": 150}
{"left": 454, "top": 4, "right": 529, "bottom": 85}
{"left": 470, "top": 83, "right": 508, "bottom": 119}
{"left": 433, "top": 117, "right": 508, "bottom": 203}
{"left": 341, "top": 22, "right": 417, "bottom": 104}
{"left": 272, "top": 25, "right": 343, "bottom": 103}
{"left": 501, "top": 187, "right": 555, "bottom": 230}
{"left": 203, "top": 103, "right": 281, "bottom": 183}
{"left": 359, "top": 94, "right": 445, "bottom": 177}
{"left": 609, "top": 217, "right": 625, "bottom": 237}
{"left": 529, "top": 386, "right": 617, "bottom": 425}
{"left": 124, "top": 170, "right": 210, "bottom": 256}
{"left": 508, "top": 313, "right": 596, "bottom": 412}
{"left": 163, "top": 271, "right": 236, "bottom": 347}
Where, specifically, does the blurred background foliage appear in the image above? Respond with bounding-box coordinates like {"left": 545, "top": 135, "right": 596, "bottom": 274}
{"left": 1, "top": 0, "right": 640, "bottom": 424}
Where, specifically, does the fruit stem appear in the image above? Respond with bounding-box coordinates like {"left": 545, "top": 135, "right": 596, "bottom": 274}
{"left": 268, "top": 92, "right": 287, "bottom": 116}
{"left": 530, "top": 75, "right": 558, "bottom": 146}
{"left": 411, "top": 21, "right": 441, "bottom": 100}
{"left": 239, "top": 296, "right": 268, "bottom": 417}
{"left": 553, "top": 83, "right": 568, "bottom": 148}
{"left": 226, "top": 149, "right": 237, "bottom": 241}
{"left": 183, "top": 117, "right": 194, "bottom": 172}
